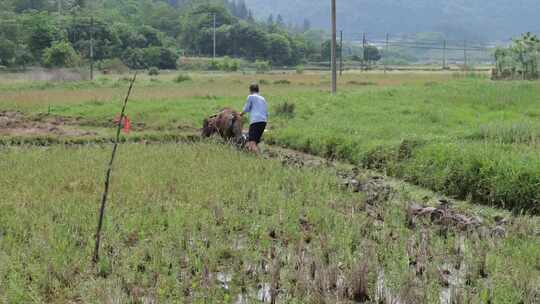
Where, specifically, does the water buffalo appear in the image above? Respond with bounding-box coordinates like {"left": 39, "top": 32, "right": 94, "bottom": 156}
{"left": 202, "top": 108, "right": 245, "bottom": 144}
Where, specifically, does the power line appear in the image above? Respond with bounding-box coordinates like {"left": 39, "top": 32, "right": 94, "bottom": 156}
{"left": 368, "top": 41, "right": 492, "bottom": 51}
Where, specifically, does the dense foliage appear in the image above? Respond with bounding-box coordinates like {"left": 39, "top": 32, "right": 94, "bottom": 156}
{"left": 0, "top": 0, "right": 322, "bottom": 69}
{"left": 494, "top": 32, "right": 540, "bottom": 80}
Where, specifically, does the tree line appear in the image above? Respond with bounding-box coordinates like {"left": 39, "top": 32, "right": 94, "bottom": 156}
{"left": 0, "top": 0, "right": 329, "bottom": 70}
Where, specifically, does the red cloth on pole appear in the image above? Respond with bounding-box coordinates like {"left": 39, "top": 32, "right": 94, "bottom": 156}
{"left": 123, "top": 116, "right": 131, "bottom": 134}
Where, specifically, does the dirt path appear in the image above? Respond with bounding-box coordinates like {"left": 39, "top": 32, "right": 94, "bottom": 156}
{"left": 0, "top": 111, "right": 97, "bottom": 137}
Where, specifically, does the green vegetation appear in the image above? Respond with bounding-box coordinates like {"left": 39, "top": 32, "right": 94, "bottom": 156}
{"left": 0, "top": 143, "right": 538, "bottom": 302}
{"left": 494, "top": 32, "right": 540, "bottom": 80}
{"left": 1, "top": 71, "right": 537, "bottom": 213}
{"left": 0, "top": 0, "right": 322, "bottom": 70}
{"left": 268, "top": 78, "right": 540, "bottom": 213}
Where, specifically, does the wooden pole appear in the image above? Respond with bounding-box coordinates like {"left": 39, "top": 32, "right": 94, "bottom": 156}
{"left": 384, "top": 33, "right": 389, "bottom": 73}
{"left": 331, "top": 0, "right": 337, "bottom": 94}
{"left": 464, "top": 39, "right": 467, "bottom": 71}
{"left": 213, "top": 13, "right": 216, "bottom": 60}
{"left": 443, "top": 40, "right": 447, "bottom": 70}
{"left": 362, "top": 32, "right": 366, "bottom": 70}
{"left": 340, "top": 30, "right": 343, "bottom": 76}
{"left": 93, "top": 73, "right": 137, "bottom": 264}
{"left": 90, "top": 16, "right": 94, "bottom": 81}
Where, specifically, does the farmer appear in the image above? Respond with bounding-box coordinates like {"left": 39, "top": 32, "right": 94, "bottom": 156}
{"left": 240, "top": 84, "right": 268, "bottom": 153}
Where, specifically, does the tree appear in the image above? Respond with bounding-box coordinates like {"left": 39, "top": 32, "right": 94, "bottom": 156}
{"left": 180, "top": 3, "right": 234, "bottom": 55}
{"left": 493, "top": 32, "right": 540, "bottom": 80}
{"left": 228, "top": 21, "right": 268, "bottom": 59}
{"left": 0, "top": 39, "right": 16, "bottom": 66}
{"left": 23, "top": 12, "right": 60, "bottom": 59}
{"left": 302, "top": 19, "right": 311, "bottom": 32}
{"left": 139, "top": 25, "right": 163, "bottom": 47}
{"left": 365, "top": 45, "right": 381, "bottom": 62}
{"left": 67, "top": 17, "right": 118, "bottom": 61}
{"left": 42, "top": 41, "right": 79, "bottom": 67}
{"left": 266, "top": 14, "right": 274, "bottom": 27}
{"left": 266, "top": 33, "right": 291, "bottom": 65}
{"left": 321, "top": 39, "right": 331, "bottom": 62}
{"left": 13, "top": 0, "right": 49, "bottom": 13}
{"left": 14, "top": 46, "right": 34, "bottom": 69}
{"left": 121, "top": 48, "right": 145, "bottom": 69}
{"left": 236, "top": 0, "right": 248, "bottom": 19}
{"left": 276, "top": 14, "right": 285, "bottom": 28}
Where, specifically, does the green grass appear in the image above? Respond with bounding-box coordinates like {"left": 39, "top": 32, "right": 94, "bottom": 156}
{"left": 1, "top": 73, "right": 539, "bottom": 212}
{"left": 0, "top": 144, "right": 538, "bottom": 302}
{"left": 267, "top": 79, "right": 540, "bottom": 213}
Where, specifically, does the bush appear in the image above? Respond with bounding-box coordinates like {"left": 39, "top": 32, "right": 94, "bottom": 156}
{"left": 295, "top": 65, "right": 305, "bottom": 74}
{"left": 274, "top": 79, "right": 291, "bottom": 85}
{"left": 122, "top": 47, "right": 178, "bottom": 70}
{"left": 274, "top": 101, "right": 295, "bottom": 118}
{"left": 42, "top": 41, "right": 79, "bottom": 68}
{"left": 255, "top": 60, "right": 271, "bottom": 74}
{"left": 14, "top": 47, "right": 34, "bottom": 69}
{"left": 174, "top": 73, "right": 192, "bottom": 83}
{"left": 98, "top": 58, "right": 129, "bottom": 74}
{"left": 142, "top": 47, "right": 178, "bottom": 70}
{"left": 220, "top": 57, "right": 240, "bottom": 72}
{"left": 0, "top": 40, "right": 16, "bottom": 66}
{"left": 148, "top": 67, "right": 160, "bottom": 76}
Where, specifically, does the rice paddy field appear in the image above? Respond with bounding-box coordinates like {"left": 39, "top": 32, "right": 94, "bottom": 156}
{"left": 0, "top": 70, "right": 539, "bottom": 303}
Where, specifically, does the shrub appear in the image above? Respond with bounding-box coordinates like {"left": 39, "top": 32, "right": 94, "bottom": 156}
{"left": 42, "top": 41, "right": 79, "bottom": 68}
{"left": 259, "top": 79, "right": 270, "bottom": 85}
{"left": 148, "top": 67, "right": 159, "bottom": 76}
{"left": 274, "top": 79, "right": 291, "bottom": 85}
{"left": 174, "top": 73, "right": 192, "bottom": 83}
{"left": 98, "top": 58, "right": 129, "bottom": 74}
{"left": 14, "top": 47, "right": 34, "bottom": 69}
{"left": 142, "top": 47, "right": 178, "bottom": 70}
{"left": 274, "top": 101, "right": 295, "bottom": 118}
{"left": 121, "top": 48, "right": 145, "bottom": 69}
{"left": 122, "top": 47, "right": 178, "bottom": 70}
{"left": 209, "top": 60, "right": 220, "bottom": 71}
{"left": 0, "top": 40, "right": 16, "bottom": 66}
{"left": 295, "top": 65, "right": 305, "bottom": 74}
{"left": 220, "top": 57, "right": 240, "bottom": 72}
{"left": 347, "top": 80, "right": 376, "bottom": 86}
{"left": 255, "top": 60, "right": 271, "bottom": 74}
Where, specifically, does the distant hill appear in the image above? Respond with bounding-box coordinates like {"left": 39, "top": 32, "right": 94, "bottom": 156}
{"left": 245, "top": 0, "right": 540, "bottom": 41}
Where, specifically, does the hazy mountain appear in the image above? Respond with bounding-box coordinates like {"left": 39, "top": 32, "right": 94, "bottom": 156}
{"left": 244, "top": 0, "right": 540, "bottom": 41}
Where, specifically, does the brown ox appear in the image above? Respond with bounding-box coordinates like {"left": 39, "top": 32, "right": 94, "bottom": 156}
{"left": 202, "top": 108, "right": 244, "bottom": 142}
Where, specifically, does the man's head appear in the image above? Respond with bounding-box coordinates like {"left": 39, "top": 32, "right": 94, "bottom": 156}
{"left": 250, "top": 84, "right": 259, "bottom": 94}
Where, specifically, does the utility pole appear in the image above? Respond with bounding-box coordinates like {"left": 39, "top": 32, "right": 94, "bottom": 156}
{"left": 213, "top": 13, "right": 216, "bottom": 60}
{"left": 443, "top": 40, "right": 447, "bottom": 70}
{"left": 362, "top": 32, "right": 366, "bottom": 71}
{"left": 339, "top": 30, "right": 343, "bottom": 76}
{"left": 331, "top": 0, "right": 337, "bottom": 94}
{"left": 57, "top": 0, "right": 62, "bottom": 15}
{"left": 90, "top": 16, "right": 94, "bottom": 81}
{"left": 463, "top": 39, "right": 467, "bottom": 71}
{"left": 384, "top": 33, "right": 389, "bottom": 74}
